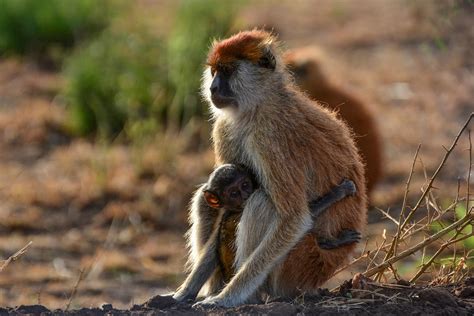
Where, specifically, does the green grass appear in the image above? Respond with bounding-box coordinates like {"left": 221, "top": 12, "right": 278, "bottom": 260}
{"left": 0, "top": 0, "right": 116, "bottom": 58}
{"left": 62, "top": 0, "right": 242, "bottom": 139}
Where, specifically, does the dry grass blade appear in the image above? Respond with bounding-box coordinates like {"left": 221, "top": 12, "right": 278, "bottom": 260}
{"left": 466, "top": 129, "right": 472, "bottom": 212}
{"left": 350, "top": 288, "right": 411, "bottom": 302}
{"left": 367, "top": 282, "right": 411, "bottom": 290}
{"left": 375, "top": 207, "right": 400, "bottom": 226}
{"left": 398, "top": 144, "right": 422, "bottom": 227}
{"left": 375, "top": 144, "right": 420, "bottom": 281}
{"left": 331, "top": 252, "right": 369, "bottom": 280}
{"left": 367, "top": 235, "right": 387, "bottom": 272}
{"left": 0, "top": 241, "right": 32, "bottom": 272}
{"left": 65, "top": 268, "right": 86, "bottom": 311}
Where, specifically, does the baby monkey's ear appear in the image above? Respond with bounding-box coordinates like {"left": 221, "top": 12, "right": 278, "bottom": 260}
{"left": 204, "top": 190, "right": 221, "bottom": 209}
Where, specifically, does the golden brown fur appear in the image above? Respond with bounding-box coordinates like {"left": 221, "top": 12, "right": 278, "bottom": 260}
{"left": 213, "top": 93, "right": 367, "bottom": 298}
{"left": 218, "top": 212, "right": 240, "bottom": 283}
{"left": 284, "top": 46, "right": 383, "bottom": 195}
{"left": 186, "top": 30, "right": 369, "bottom": 306}
{"left": 173, "top": 30, "right": 367, "bottom": 307}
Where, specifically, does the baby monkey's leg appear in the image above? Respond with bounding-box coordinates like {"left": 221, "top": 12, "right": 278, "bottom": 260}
{"left": 309, "top": 179, "right": 361, "bottom": 249}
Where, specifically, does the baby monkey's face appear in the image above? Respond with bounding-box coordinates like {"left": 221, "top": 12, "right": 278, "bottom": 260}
{"left": 203, "top": 165, "right": 256, "bottom": 211}
{"left": 220, "top": 174, "right": 255, "bottom": 210}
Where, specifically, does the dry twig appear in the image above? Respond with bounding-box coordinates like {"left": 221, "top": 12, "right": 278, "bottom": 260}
{"left": 364, "top": 206, "right": 473, "bottom": 278}
{"left": 369, "top": 113, "right": 473, "bottom": 280}
{"left": 466, "top": 130, "right": 472, "bottom": 213}
{"left": 410, "top": 225, "right": 473, "bottom": 283}
{"left": 399, "top": 113, "right": 473, "bottom": 236}
{"left": 0, "top": 241, "right": 32, "bottom": 273}
{"left": 375, "top": 144, "right": 420, "bottom": 281}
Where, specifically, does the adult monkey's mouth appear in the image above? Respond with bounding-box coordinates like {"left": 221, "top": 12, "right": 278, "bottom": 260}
{"left": 211, "top": 94, "right": 237, "bottom": 109}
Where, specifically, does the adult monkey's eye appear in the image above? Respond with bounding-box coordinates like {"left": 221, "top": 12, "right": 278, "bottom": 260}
{"left": 220, "top": 63, "right": 236, "bottom": 76}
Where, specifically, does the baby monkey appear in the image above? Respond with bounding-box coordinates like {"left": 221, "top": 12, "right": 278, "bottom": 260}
{"left": 173, "top": 164, "right": 361, "bottom": 302}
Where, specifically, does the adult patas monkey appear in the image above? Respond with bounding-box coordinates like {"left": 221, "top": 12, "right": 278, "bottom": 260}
{"left": 176, "top": 30, "right": 367, "bottom": 307}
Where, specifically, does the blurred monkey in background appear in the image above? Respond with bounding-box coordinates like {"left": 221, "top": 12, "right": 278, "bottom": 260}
{"left": 285, "top": 46, "right": 383, "bottom": 196}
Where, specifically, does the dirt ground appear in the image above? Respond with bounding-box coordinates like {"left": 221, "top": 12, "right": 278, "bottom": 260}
{"left": 2, "top": 277, "right": 474, "bottom": 315}
{"left": 0, "top": 0, "right": 473, "bottom": 313}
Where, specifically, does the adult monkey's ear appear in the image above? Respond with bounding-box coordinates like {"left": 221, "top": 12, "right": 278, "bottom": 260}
{"left": 258, "top": 47, "right": 276, "bottom": 70}
{"left": 204, "top": 190, "right": 221, "bottom": 209}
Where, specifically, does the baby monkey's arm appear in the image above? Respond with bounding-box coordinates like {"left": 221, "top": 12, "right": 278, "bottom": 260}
{"left": 309, "top": 179, "right": 361, "bottom": 249}
{"left": 173, "top": 211, "right": 222, "bottom": 302}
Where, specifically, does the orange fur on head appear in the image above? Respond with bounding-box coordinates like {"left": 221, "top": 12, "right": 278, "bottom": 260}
{"left": 207, "top": 30, "right": 275, "bottom": 70}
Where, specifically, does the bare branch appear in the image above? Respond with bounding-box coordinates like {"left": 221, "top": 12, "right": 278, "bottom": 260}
{"left": 364, "top": 211, "right": 473, "bottom": 278}
{"left": 376, "top": 144, "right": 420, "bottom": 280}
{"left": 409, "top": 229, "right": 473, "bottom": 283}
{"left": 0, "top": 241, "right": 32, "bottom": 273}
{"left": 399, "top": 113, "right": 473, "bottom": 235}
{"left": 466, "top": 130, "right": 472, "bottom": 212}
{"left": 375, "top": 207, "right": 400, "bottom": 226}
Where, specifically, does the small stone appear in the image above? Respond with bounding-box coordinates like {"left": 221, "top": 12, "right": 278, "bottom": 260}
{"left": 101, "top": 303, "right": 113, "bottom": 311}
{"left": 455, "top": 286, "right": 474, "bottom": 298}
{"left": 15, "top": 305, "right": 50, "bottom": 314}
{"left": 463, "top": 277, "right": 474, "bottom": 286}
{"left": 417, "top": 288, "right": 458, "bottom": 307}
{"left": 396, "top": 279, "right": 411, "bottom": 287}
{"left": 130, "top": 304, "right": 142, "bottom": 311}
{"left": 351, "top": 272, "right": 374, "bottom": 290}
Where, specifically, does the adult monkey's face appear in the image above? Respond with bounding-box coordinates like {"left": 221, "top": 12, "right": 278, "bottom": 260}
{"left": 203, "top": 30, "right": 279, "bottom": 113}
{"left": 208, "top": 63, "right": 238, "bottom": 109}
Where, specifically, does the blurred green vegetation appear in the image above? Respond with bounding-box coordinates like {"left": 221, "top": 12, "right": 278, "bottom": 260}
{"left": 166, "top": 0, "right": 240, "bottom": 127}
{"left": 428, "top": 204, "right": 474, "bottom": 272}
{"left": 430, "top": 204, "right": 474, "bottom": 250}
{"left": 63, "top": 0, "right": 242, "bottom": 139}
{"left": 0, "top": 0, "right": 116, "bottom": 58}
{"left": 63, "top": 25, "right": 167, "bottom": 137}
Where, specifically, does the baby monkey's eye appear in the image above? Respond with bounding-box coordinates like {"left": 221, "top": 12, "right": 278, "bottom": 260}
{"left": 230, "top": 191, "right": 239, "bottom": 198}
{"left": 242, "top": 181, "right": 249, "bottom": 188}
